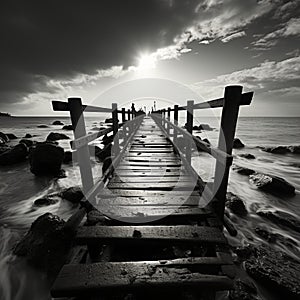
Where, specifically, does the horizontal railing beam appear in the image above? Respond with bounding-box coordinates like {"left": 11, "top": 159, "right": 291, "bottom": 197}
{"left": 156, "top": 116, "right": 232, "bottom": 166}
{"left": 71, "top": 128, "right": 113, "bottom": 150}
{"left": 158, "top": 91, "right": 253, "bottom": 112}
{"left": 52, "top": 100, "right": 113, "bottom": 113}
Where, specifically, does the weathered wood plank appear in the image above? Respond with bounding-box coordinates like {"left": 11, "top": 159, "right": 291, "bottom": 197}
{"left": 95, "top": 195, "right": 201, "bottom": 206}
{"left": 89, "top": 205, "right": 212, "bottom": 221}
{"left": 76, "top": 225, "right": 226, "bottom": 244}
{"left": 51, "top": 260, "right": 233, "bottom": 297}
{"left": 107, "top": 182, "right": 197, "bottom": 190}
{"left": 110, "top": 176, "right": 192, "bottom": 183}
{"left": 99, "top": 189, "right": 201, "bottom": 197}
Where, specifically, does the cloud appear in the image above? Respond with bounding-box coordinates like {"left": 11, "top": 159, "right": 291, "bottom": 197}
{"left": 0, "top": 0, "right": 292, "bottom": 111}
{"left": 252, "top": 17, "right": 300, "bottom": 50}
{"left": 192, "top": 55, "right": 300, "bottom": 99}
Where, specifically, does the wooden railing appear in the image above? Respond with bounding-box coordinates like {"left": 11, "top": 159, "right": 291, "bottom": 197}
{"left": 52, "top": 98, "right": 143, "bottom": 203}
{"left": 151, "top": 85, "right": 253, "bottom": 220}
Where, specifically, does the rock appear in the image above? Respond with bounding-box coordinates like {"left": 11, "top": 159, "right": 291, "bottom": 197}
{"left": 256, "top": 209, "right": 300, "bottom": 233}
{"left": 104, "top": 117, "right": 118, "bottom": 123}
{"left": 13, "top": 213, "right": 74, "bottom": 280}
{"left": 199, "top": 123, "right": 214, "bottom": 131}
{"left": 202, "top": 138, "right": 210, "bottom": 144}
{"left": 97, "top": 144, "right": 112, "bottom": 161}
{"left": 46, "top": 132, "right": 70, "bottom": 141}
{"left": 102, "top": 134, "right": 113, "bottom": 145}
{"left": 229, "top": 279, "right": 261, "bottom": 300}
{"left": 62, "top": 125, "right": 73, "bottom": 130}
{"left": 19, "top": 139, "right": 34, "bottom": 147}
{"left": 0, "top": 132, "right": 9, "bottom": 143}
{"left": 102, "top": 156, "right": 113, "bottom": 175}
{"left": 34, "top": 196, "right": 59, "bottom": 206}
{"left": 63, "top": 151, "right": 73, "bottom": 164}
{"left": 86, "top": 209, "right": 109, "bottom": 226}
{"left": 233, "top": 165, "right": 255, "bottom": 176}
{"left": 232, "top": 244, "right": 255, "bottom": 261}
{"left": 193, "top": 125, "right": 200, "bottom": 130}
{"left": 52, "top": 120, "right": 64, "bottom": 125}
{"left": 245, "top": 245, "right": 300, "bottom": 299}
{"left": 239, "top": 153, "right": 255, "bottom": 159}
{"left": 0, "top": 137, "right": 6, "bottom": 144}
{"left": 61, "top": 186, "right": 84, "bottom": 204}
{"left": 0, "top": 145, "right": 11, "bottom": 154}
{"left": 263, "top": 146, "right": 290, "bottom": 154}
{"left": 226, "top": 192, "right": 248, "bottom": 216}
{"left": 29, "top": 143, "right": 64, "bottom": 176}
{"left": 233, "top": 138, "right": 245, "bottom": 148}
{"left": 37, "top": 125, "right": 49, "bottom": 128}
{"left": 24, "top": 133, "right": 33, "bottom": 138}
{"left": 0, "top": 143, "right": 28, "bottom": 165}
{"left": 6, "top": 133, "right": 18, "bottom": 140}
{"left": 254, "top": 226, "right": 277, "bottom": 243}
{"left": 289, "top": 145, "right": 300, "bottom": 154}
{"left": 249, "top": 173, "right": 295, "bottom": 196}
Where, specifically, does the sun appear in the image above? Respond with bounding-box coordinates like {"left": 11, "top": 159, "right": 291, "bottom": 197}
{"left": 138, "top": 53, "right": 156, "bottom": 70}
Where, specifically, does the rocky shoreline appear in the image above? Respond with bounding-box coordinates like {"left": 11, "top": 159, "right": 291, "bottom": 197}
{"left": 0, "top": 128, "right": 299, "bottom": 299}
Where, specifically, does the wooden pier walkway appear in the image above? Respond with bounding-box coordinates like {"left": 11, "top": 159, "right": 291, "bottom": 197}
{"left": 50, "top": 86, "right": 253, "bottom": 299}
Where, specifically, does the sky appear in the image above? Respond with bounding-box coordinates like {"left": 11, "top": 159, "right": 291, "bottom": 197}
{"left": 0, "top": 0, "right": 299, "bottom": 116}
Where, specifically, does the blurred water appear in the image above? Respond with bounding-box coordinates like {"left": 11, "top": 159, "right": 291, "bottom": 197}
{"left": 0, "top": 116, "right": 299, "bottom": 299}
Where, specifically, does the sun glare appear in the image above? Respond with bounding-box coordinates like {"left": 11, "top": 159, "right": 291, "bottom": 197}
{"left": 138, "top": 54, "right": 156, "bottom": 70}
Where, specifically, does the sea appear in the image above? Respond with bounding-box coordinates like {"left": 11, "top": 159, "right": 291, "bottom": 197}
{"left": 0, "top": 116, "right": 299, "bottom": 300}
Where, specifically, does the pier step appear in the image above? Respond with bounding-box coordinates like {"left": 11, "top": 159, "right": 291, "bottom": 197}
{"left": 75, "top": 225, "right": 227, "bottom": 245}
{"left": 51, "top": 259, "right": 233, "bottom": 298}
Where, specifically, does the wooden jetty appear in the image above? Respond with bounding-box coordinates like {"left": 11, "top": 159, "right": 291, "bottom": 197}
{"left": 50, "top": 86, "right": 253, "bottom": 299}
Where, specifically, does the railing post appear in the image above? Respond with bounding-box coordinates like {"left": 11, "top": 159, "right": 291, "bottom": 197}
{"left": 186, "top": 100, "right": 194, "bottom": 164}
{"left": 68, "top": 97, "right": 94, "bottom": 196}
{"left": 167, "top": 107, "right": 171, "bottom": 136}
{"left": 121, "top": 108, "right": 126, "bottom": 140}
{"left": 112, "top": 103, "right": 119, "bottom": 155}
{"left": 173, "top": 104, "right": 178, "bottom": 144}
{"left": 213, "top": 85, "right": 243, "bottom": 221}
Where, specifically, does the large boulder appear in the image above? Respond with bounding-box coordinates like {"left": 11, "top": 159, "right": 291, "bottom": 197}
{"left": 226, "top": 192, "right": 248, "bottom": 216}
{"left": 6, "top": 133, "right": 18, "bottom": 140}
{"left": 289, "top": 145, "right": 300, "bottom": 154}
{"left": 24, "top": 133, "right": 33, "bottom": 138}
{"left": 19, "top": 139, "right": 35, "bottom": 147}
{"left": 249, "top": 173, "right": 295, "bottom": 196}
{"left": 233, "top": 138, "right": 245, "bottom": 149}
{"left": 233, "top": 165, "right": 255, "bottom": 176}
{"left": 61, "top": 186, "right": 84, "bottom": 204}
{"left": 34, "top": 196, "right": 59, "bottom": 206}
{"left": 46, "top": 132, "right": 70, "bottom": 141}
{"left": 0, "top": 132, "right": 9, "bottom": 143}
{"left": 0, "top": 145, "right": 11, "bottom": 154}
{"left": 37, "top": 125, "right": 49, "bottom": 128}
{"left": 62, "top": 125, "right": 73, "bottom": 130}
{"left": 13, "top": 213, "right": 74, "bottom": 280}
{"left": 199, "top": 123, "right": 214, "bottom": 131}
{"left": 245, "top": 245, "right": 300, "bottom": 299}
{"left": 52, "top": 120, "right": 64, "bottom": 125}
{"left": 262, "top": 146, "right": 290, "bottom": 154}
{"left": 0, "top": 143, "right": 28, "bottom": 165}
{"left": 256, "top": 209, "right": 300, "bottom": 233}
{"left": 29, "top": 143, "right": 64, "bottom": 176}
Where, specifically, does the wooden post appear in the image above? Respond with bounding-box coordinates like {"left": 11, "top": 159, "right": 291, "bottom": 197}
{"left": 167, "top": 107, "right": 171, "bottom": 135}
{"left": 127, "top": 109, "right": 131, "bottom": 121}
{"left": 173, "top": 104, "right": 178, "bottom": 144}
{"left": 212, "top": 85, "right": 243, "bottom": 221}
{"left": 68, "top": 98, "right": 94, "bottom": 196}
{"left": 121, "top": 108, "right": 126, "bottom": 140}
{"left": 186, "top": 100, "right": 194, "bottom": 164}
{"left": 112, "top": 103, "right": 119, "bottom": 155}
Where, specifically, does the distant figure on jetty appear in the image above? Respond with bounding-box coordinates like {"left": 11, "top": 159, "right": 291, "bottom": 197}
{"left": 131, "top": 103, "right": 136, "bottom": 118}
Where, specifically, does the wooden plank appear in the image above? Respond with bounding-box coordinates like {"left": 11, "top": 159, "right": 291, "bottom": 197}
{"left": 95, "top": 195, "right": 201, "bottom": 206}
{"left": 114, "top": 171, "right": 184, "bottom": 177}
{"left": 76, "top": 225, "right": 226, "bottom": 244}
{"left": 100, "top": 189, "right": 201, "bottom": 197}
{"left": 110, "top": 177, "right": 192, "bottom": 183}
{"left": 107, "top": 182, "right": 196, "bottom": 190}
{"left": 129, "top": 149, "right": 173, "bottom": 153}
{"left": 51, "top": 260, "right": 233, "bottom": 297}
{"left": 116, "top": 166, "right": 182, "bottom": 170}
{"left": 118, "top": 161, "right": 182, "bottom": 167}
{"left": 123, "top": 157, "right": 180, "bottom": 162}
{"left": 89, "top": 205, "right": 211, "bottom": 221}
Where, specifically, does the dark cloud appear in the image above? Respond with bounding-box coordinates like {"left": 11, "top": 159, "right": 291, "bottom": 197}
{"left": 0, "top": 0, "right": 200, "bottom": 107}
